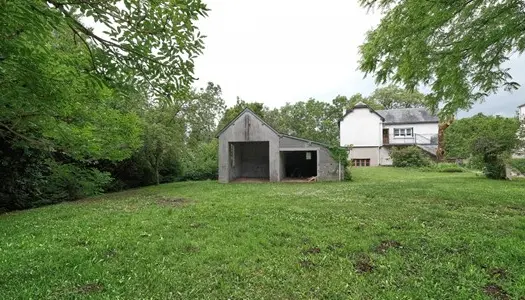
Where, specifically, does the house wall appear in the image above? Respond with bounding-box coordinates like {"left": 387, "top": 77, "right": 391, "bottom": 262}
{"left": 383, "top": 123, "right": 439, "bottom": 145}
{"left": 348, "top": 147, "right": 380, "bottom": 166}
{"left": 279, "top": 136, "right": 339, "bottom": 181}
{"left": 520, "top": 106, "right": 525, "bottom": 120}
{"left": 340, "top": 108, "right": 382, "bottom": 147}
{"left": 218, "top": 111, "right": 280, "bottom": 182}
{"left": 379, "top": 147, "right": 393, "bottom": 166}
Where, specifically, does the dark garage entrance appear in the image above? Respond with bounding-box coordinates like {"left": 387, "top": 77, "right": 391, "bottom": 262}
{"left": 229, "top": 141, "right": 270, "bottom": 181}
{"left": 281, "top": 151, "right": 317, "bottom": 179}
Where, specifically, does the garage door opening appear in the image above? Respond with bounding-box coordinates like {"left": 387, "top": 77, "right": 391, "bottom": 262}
{"left": 281, "top": 151, "right": 317, "bottom": 179}
{"left": 229, "top": 141, "right": 269, "bottom": 181}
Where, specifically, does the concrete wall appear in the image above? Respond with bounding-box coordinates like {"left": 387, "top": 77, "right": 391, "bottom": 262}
{"left": 218, "top": 111, "right": 280, "bottom": 182}
{"left": 379, "top": 147, "right": 393, "bottom": 166}
{"left": 348, "top": 147, "right": 380, "bottom": 166}
{"left": 279, "top": 136, "right": 339, "bottom": 181}
{"left": 340, "top": 108, "right": 382, "bottom": 147}
{"left": 383, "top": 123, "right": 439, "bottom": 145}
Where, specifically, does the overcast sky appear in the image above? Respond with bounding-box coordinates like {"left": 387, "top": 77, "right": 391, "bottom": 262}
{"left": 194, "top": 0, "right": 525, "bottom": 117}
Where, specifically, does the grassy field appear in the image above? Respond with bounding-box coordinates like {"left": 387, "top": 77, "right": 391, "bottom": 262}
{"left": 1, "top": 168, "right": 524, "bottom": 299}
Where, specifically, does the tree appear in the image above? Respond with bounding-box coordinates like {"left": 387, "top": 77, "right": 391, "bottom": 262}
{"left": 1, "top": 0, "right": 208, "bottom": 101}
{"left": 185, "top": 83, "right": 226, "bottom": 147}
{"left": 217, "top": 98, "right": 266, "bottom": 131}
{"left": 278, "top": 99, "right": 339, "bottom": 145}
{"left": 444, "top": 114, "right": 520, "bottom": 159}
{"left": 359, "top": 0, "right": 524, "bottom": 116}
{"left": 444, "top": 114, "right": 520, "bottom": 179}
{"left": 368, "top": 85, "right": 426, "bottom": 109}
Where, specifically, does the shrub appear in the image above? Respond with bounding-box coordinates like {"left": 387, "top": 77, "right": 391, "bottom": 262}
{"left": 179, "top": 140, "right": 219, "bottom": 181}
{"left": 471, "top": 137, "right": 508, "bottom": 179}
{"left": 43, "top": 162, "right": 113, "bottom": 204}
{"left": 329, "top": 147, "right": 351, "bottom": 181}
{"left": 390, "top": 146, "right": 431, "bottom": 168}
{"left": 510, "top": 158, "right": 525, "bottom": 174}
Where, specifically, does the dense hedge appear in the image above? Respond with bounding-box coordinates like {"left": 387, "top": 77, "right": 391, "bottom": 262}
{"left": 390, "top": 146, "right": 431, "bottom": 168}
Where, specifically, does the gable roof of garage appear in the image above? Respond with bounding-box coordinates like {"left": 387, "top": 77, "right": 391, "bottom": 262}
{"left": 215, "top": 107, "right": 281, "bottom": 138}
{"left": 216, "top": 108, "right": 335, "bottom": 149}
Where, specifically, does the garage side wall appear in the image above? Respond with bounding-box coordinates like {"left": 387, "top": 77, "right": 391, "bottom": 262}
{"left": 218, "top": 112, "right": 280, "bottom": 182}
{"left": 279, "top": 137, "right": 339, "bottom": 181}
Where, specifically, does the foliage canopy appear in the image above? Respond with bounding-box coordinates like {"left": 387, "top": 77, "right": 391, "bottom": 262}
{"left": 359, "top": 0, "right": 525, "bottom": 116}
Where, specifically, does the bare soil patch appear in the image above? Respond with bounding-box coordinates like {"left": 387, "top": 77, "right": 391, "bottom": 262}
{"left": 483, "top": 284, "right": 510, "bottom": 300}
{"left": 355, "top": 255, "right": 374, "bottom": 274}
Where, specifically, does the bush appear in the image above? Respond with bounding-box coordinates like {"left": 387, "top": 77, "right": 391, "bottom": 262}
{"left": 472, "top": 137, "right": 508, "bottom": 180}
{"left": 344, "top": 165, "right": 353, "bottom": 181}
{"left": 390, "top": 146, "right": 431, "bottom": 168}
{"left": 43, "top": 162, "right": 113, "bottom": 204}
{"left": 510, "top": 158, "right": 525, "bottom": 174}
{"left": 179, "top": 140, "right": 219, "bottom": 181}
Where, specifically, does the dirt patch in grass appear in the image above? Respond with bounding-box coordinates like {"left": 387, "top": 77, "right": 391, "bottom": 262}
{"left": 488, "top": 268, "right": 508, "bottom": 280}
{"left": 76, "top": 283, "right": 104, "bottom": 294}
{"left": 157, "top": 197, "right": 192, "bottom": 207}
{"left": 375, "top": 240, "right": 402, "bottom": 254}
{"left": 355, "top": 255, "right": 374, "bottom": 274}
{"left": 483, "top": 284, "right": 509, "bottom": 300}
{"left": 303, "top": 247, "right": 321, "bottom": 255}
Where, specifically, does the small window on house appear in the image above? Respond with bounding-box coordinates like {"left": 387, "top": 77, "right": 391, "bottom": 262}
{"left": 306, "top": 152, "right": 312, "bottom": 160}
{"left": 353, "top": 159, "right": 371, "bottom": 167}
{"left": 394, "top": 128, "right": 414, "bottom": 137}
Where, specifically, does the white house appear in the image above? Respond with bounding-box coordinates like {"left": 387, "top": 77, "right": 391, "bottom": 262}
{"left": 515, "top": 103, "right": 525, "bottom": 158}
{"left": 339, "top": 102, "right": 439, "bottom": 166}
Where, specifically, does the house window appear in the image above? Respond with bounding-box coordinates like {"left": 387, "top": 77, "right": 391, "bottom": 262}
{"left": 394, "top": 128, "right": 413, "bottom": 137}
{"left": 353, "top": 159, "right": 370, "bottom": 167}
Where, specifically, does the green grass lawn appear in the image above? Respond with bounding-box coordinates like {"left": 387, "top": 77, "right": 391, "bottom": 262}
{"left": 1, "top": 168, "right": 524, "bottom": 299}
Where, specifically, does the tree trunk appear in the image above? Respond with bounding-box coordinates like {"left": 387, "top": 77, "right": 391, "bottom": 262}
{"left": 436, "top": 117, "right": 454, "bottom": 161}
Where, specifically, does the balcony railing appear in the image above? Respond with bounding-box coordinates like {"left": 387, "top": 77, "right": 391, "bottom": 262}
{"left": 383, "top": 133, "right": 438, "bottom": 146}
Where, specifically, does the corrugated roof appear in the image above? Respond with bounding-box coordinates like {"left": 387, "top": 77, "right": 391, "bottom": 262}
{"left": 376, "top": 108, "right": 439, "bottom": 124}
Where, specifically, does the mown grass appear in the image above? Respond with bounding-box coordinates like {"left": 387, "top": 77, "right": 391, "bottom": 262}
{"left": 1, "top": 168, "right": 524, "bottom": 299}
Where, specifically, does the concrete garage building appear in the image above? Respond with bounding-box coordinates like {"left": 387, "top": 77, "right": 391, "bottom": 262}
{"left": 217, "top": 108, "right": 341, "bottom": 182}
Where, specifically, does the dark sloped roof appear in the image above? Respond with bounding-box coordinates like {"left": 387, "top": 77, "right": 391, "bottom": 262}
{"left": 519, "top": 103, "right": 525, "bottom": 108}
{"left": 376, "top": 108, "right": 439, "bottom": 124}
{"left": 339, "top": 102, "right": 385, "bottom": 122}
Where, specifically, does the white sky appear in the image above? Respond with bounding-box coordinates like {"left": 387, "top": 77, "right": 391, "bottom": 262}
{"left": 194, "top": 0, "right": 525, "bottom": 117}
